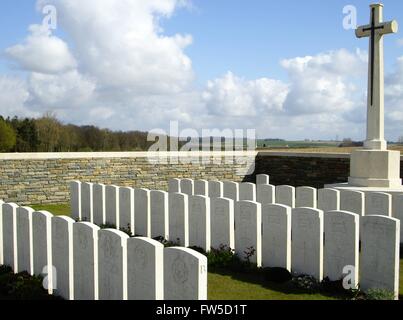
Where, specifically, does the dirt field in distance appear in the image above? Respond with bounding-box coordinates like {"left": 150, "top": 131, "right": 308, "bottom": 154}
{"left": 257, "top": 146, "right": 403, "bottom": 154}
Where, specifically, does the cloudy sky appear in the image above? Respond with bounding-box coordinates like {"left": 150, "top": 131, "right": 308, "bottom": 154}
{"left": 0, "top": 0, "right": 403, "bottom": 141}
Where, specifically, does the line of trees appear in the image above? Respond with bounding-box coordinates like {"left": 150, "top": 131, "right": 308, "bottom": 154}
{"left": 0, "top": 113, "right": 155, "bottom": 152}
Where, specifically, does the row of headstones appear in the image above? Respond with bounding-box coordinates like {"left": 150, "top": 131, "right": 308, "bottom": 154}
{"left": 197, "top": 196, "right": 400, "bottom": 299}
{"left": 169, "top": 177, "right": 403, "bottom": 241}
{"left": 71, "top": 181, "right": 232, "bottom": 249}
{"left": 0, "top": 200, "right": 207, "bottom": 300}
{"left": 71, "top": 181, "right": 400, "bottom": 299}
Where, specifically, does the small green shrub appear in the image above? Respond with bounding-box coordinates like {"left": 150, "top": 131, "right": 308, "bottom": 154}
{"left": 119, "top": 224, "right": 132, "bottom": 237}
{"left": 0, "top": 267, "right": 61, "bottom": 300}
{"left": 291, "top": 275, "right": 321, "bottom": 293}
{"left": 243, "top": 246, "right": 256, "bottom": 264}
{"left": 365, "top": 288, "right": 395, "bottom": 300}
{"left": 207, "top": 245, "right": 237, "bottom": 269}
{"left": 153, "top": 237, "right": 181, "bottom": 248}
{"left": 0, "top": 265, "right": 12, "bottom": 275}
{"left": 206, "top": 245, "right": 258, "bottom": 273}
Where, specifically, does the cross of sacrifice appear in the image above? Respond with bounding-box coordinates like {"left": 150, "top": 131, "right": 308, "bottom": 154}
{"left": 355, "top": 4, "right": 398, "bottom": 151}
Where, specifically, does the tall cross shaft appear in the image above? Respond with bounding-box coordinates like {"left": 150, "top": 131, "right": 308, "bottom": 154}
{"left": 356, "top": 4, "right": 398, "bottom": 150}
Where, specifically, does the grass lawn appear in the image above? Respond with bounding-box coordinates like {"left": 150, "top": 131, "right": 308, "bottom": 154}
{"left": 30, "top": 203, "right": 71, "bottom": 216}
{"left": 208, "top": 271, "right": 337, "bottom": 300}
{"left": 26, "top": 203, "right": 402, "bottom": 300}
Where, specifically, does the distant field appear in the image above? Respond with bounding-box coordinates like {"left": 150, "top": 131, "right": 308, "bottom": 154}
{"left": 257, "top": 140, "right": 340, "bottom": 149}
{"left": 257, "top": 141, "right": 403, "bottom": 154}
{"left": 257, "top": 147, "right": 356, "bottom": 153}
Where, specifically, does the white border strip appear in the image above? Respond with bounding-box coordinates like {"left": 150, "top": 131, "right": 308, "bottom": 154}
{"left": 0, "top": 151, "right": 364, "bottom": 160}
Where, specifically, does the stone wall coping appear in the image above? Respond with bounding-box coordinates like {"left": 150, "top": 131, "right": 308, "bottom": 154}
{"left": 0, "top": 151, "right": 257, "bottom": 160}
{"left": 0, "top": 151, "right": 400, "bottom": 160}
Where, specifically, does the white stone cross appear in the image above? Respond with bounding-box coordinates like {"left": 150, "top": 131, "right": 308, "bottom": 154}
{"left": 356, "top": 4, "right": 398, "bottom": 150}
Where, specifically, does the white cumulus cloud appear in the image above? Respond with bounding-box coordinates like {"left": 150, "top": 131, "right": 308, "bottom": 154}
{"left": 1, "top": 1, "right": 403, "bottom": 141}
{"left": 281, "top": 49, "right": 366, "bottom": 115}
{"left": 0, "top": 76, "right": 36, "bottom": 118}
{"left": 36, "top": 0, "right": 194, "bottom": 94}
{"left": 6, "top": 24, "right": 76, "bottom": 74}
{"left": 202, "top": 72, "right": 289, "bottom": 117}
{"left": 27, "top": 70, "right": 96, "bottom": 110}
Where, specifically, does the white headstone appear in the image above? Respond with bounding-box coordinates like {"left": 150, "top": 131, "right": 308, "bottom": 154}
{"left": 105, "top": 185, "right": 119, "bottom": 228}
{"left": 93, "top": 183, "right": 106, "bottom": 226}
{"left": 239, "top": 183, "right": 257, "bottom": 201}
{"left": 318, "top": 188, "right": 340, "bottom": 213}
{"left": 168, "top": 178, "right": 181, "bottom": 193}
{"left": 365, "top": 192, "right": 392, "bottom": 216}
{"left": 0, "top": 200, "right": 4, "bottom": 265}
{"left": 81, "top": 182, "right": 94, "bottom": 223}
{"left": 296, "top": 187, "right": 317, "bottom": 208}
{"left": 134, "top": 188, "right": 151, "bottom": 237}
{"left": 119, "top": 187, "right": 135, "bottom": 235}
{"left": 32, "top": 210, "right": 53, "bottom": 293}
{"left": 194, "top": 180, "right": 209, "bottom": 196}
{"left": 16, "top": 207, "right": 34, "bottom": 275}
{"left": 127, "top": 237, "right": 164, "bottom": 300}
{"left": 150, "top": 190, "right": 169, "bottom": 239}
{"left": 360, "top": 215, "right": 400, "bottom": 300}
{"left": 168, "top": 193, "right": 189, "bottom": 247}
{"left": 189, "top": 195, "right": 211, "bottom": 252}
{"left": 164, "top": 247, "right": 208, "bottom": 300}
{"left": 340, "top": 190, "right": 365, "bottom": 216}
{"left": 210, "top": 197, "right": 235, "bottom": 250}
{"left": 235, "top": 201, "right": 262, "bottom": 266}
{"left": 276, "top": 185, "right": 296, "bottom": 208}
{"left": 256, "top": 174, "right": 270, "bottom": 185}
{"left": 52, "top": 216, "right": 75, "bottom": 300}
{"left": 98, "top": 229, "right": 129, "bottom": 300}
{"left": 392, "top": 194, "right": 403, "bottom": 243}
{"left": 261, "top": 204, "right": 291, "bottom": 270}
{"left": 256, "top": 184, "right": 275, "bottom": 205}
{"left": 2, "top": 203, "right": 19, "bottom": 272}
{"left": 73, "top": 222, "right": 100, "bottom": 300}
{"left": 70, "top": 181, "right": 81, "bottom": 221}
{"left": 180, "top": 179, "right": 194, "bottom": 196}
{"left": 223, "top": 181, "right": 239, "bottom": 202}
{"left": 291, "top": 208, "right": 324, "bottom": 281}
{"left": 324, "top": 211, "right": 359, "bottom": 287}
{"left": 209, "top": 181, "right": 224, "bottom": 198}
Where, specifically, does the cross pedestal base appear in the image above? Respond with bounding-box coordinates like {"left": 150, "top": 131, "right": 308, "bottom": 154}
{"left": 324, "top": 183, "right": 403, "bottom": 201}
{"left": 342, "top": 149, "right": 401, "bottom": 188}
{"left": 364, "top": 139, "right": 387, "bottom": 150}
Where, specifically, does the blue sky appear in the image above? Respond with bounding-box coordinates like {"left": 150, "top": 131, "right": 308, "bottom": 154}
{"left": 2, "top": 0, "right": 402, "bottom": 82}
{"left": 0, "top": 0, "right": 403, "bottom": 140}
{"left": 164, "top": 0, "right": 403, "bottom": 84}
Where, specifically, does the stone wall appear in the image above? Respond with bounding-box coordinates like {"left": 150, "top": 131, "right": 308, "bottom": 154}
{"left": 0, "top": 151, "right": 402, "bottom": 205}
{"left": 253, "top": 152, "right": 351, "bottom": 188}
{"left": 0, "top": 152, "right": 250, "bottom": 205}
